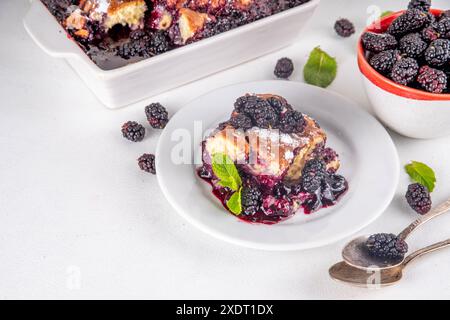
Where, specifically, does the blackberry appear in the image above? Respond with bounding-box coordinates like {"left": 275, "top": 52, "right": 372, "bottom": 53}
{"left": 387, "top": 9, "right": 430, "bottom": 37}
{"left": 421, "top": 26, "right": 440, "bottom": 42}
{"left": 366, "top": 233, "right": 408, "bottom": 262}
{"left": 390, "top": 57, "right": 419, "bottom": 85}
{"left": 213, "top": 17, "right": 234, "bottom": 34}
{"left": 417, "top": 65, "right": 448, "bottom": 93}
{"left": 234, "top": 95, "right": 260, "bottom": 115}
{"left": 241, "top": 185, "right": 262, "bottom": 216}
{"left": 273, "top": 183, "right": 289, "bottom": 198}
{"left": 121, "top": 121, "right": 145, "bottom": 142}
{"left": 407, "top": 0, "right": 431, "bottom": 12}
{"left": 441, "top": 10, "right": 450, "bottom": 20}
{"left": 251, "top": 101, "right": 278, "bottom": 128}
{"left": 116, "top": 31, "right": 153, "bottom": 59}
{"left": 361, "top": 32, "right": 398, "bottom": 53}
{"left": 369, "top": 49, "right": 402, "bottom": 74}
{"left": 278, "top": 110, "right": 306, "bottom": 133}
{"left": 320, "top": 147, "right": 338, "bottom": 168}
{"left": 198, "top": 165, "right": 212, "bottom": 179}
{"left": 267, "top": 96, "right": 289, "bottom": 114}
{"left": 145, "top": 103, "right": 169, "bottom": 129}
{"left": 424, "top": 39, "right": 450, "bottom": 67}
{"left": 436, "top": 17, "right": 450, "bottom": 39}
{"left": 406, "top": 183, "right": 432, "bottom": 214}
{"left": 301, "top": 159, "right": 326, "bottom": 193}
{"left": 229, "top": 114, "right": 253, "bottom": 130}
{"left": 129, "top": 29, "right": 149, "bottom": 41}
{"left": 334, "top": 18, "right": 355, "bottom": 38}
{"left": 150, "top": 31, "right": 170, "bottom": 55}
{"left": 325, "top": 174, "right": 347, "bottom": 193}
{"left": 399, "top": 33, "right": 427, "bottom": 58}
{"left": 274, "top": 57, "right": 294, "bottom": 79}
{"left": 137, "top": 153, "right": 156, "bottom": 174}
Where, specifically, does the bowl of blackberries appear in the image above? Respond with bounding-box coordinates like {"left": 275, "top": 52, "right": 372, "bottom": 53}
{"left": 358, "top": 0, "right": 450, "bottom": 139}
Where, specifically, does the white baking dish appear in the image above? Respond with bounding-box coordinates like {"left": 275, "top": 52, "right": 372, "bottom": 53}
{"left": 24, "top": 0, "right": 320, "bottom": 109}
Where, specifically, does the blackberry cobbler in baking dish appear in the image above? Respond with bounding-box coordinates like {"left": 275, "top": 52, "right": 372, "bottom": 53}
{"left": 198, "top": 94, "right": 348, "bottom": 224}
{"left": 41, "top": 0, "right": 311, "bottom": 69}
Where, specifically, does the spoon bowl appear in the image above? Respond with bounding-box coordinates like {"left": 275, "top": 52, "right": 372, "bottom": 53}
{"left": 342, "top": 198, "right": 450, "bottom": 270}
{"left": 342, "top": 236, "right": 404, "bottom": 270}
{"left": 329, "top": 261, "right": 403, "bottom": 287}
{"left": 331, "top": 239, "right": 450, "bottom": 287}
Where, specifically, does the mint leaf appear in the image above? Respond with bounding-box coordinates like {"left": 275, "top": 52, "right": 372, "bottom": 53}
{"left": 217, "top": 178, "right": 238, "bottom": 191}
{"left": 211, "top": 153, "right": 242, "bottom": 191}
{"left": 227, "top": 188, "right": 242, "bottom": 215}
{"left": 303, "top": 47, "right": 337, "bottom": 88}
{"left": 405, "top": 161, "right": 436, "bottom": 192}
{"left": 381, "top": 11, "right": 393, "bottom": 18}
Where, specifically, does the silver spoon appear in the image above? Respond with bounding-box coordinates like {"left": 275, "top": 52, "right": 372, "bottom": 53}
{"left": 330, "top": 238, "right": 450, "bottom": 287}
{"left": 342, "top": 198, "right": 450, "bottom": 270}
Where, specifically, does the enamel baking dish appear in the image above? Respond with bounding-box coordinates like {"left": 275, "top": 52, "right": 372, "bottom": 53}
{"left": 24, "top": 0, "right": 320, "bottom": 109}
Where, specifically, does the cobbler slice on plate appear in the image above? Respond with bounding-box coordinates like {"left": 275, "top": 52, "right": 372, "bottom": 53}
{"left": 198, "top": 94, "right": 348, "bottom": 224}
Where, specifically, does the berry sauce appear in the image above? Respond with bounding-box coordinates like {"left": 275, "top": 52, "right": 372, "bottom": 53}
{"left": 197, "top": 162, "right": 349, "bottom": 225}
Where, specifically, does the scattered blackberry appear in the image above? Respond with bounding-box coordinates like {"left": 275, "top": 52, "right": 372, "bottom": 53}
{"left": 424, "top": 39, "right": 450, "bottom": 67}
{"left": 366, "top": 233, "right": 408, "bottom": 262}
{"left": 421, "top": 26, "right": 440, "bottom": 42}
{"left": 369, "top": 49, "right": 402, "bottom": 74}
{"left": 399, "top": 33, "right": 427, "bottom": 58}
{"left": 417, "top": 65, "right": 448, "bottom": 93}
{"left": 334, "top": 18, "right": 355, "bottom": 38}
{"left": 116, "top": 31, "right": 153, "bottom": 59}
{"left": 407, "top": 0, "right": 431, "bottom": 12}
{"left": 150, "top": 31, "right": 170, "bottom": 55}
{"left": 241, "top": 185, "right": 262, "bottom": 216}
{"left": 387, "top": 9, "right": 430, "bottom": 37}
{"left": 278, "top": 110, "right": 306, "bottom": 133}
{"left": 251, "top": 101, "right": 278, "bottom": 128}
{"left": 390, "top": 57, "right": 419, "bottom": 85}
{"left": 145, "top": 103, "right": 169, "bottom": 129}
{"left": 121, "top": 121, "right": 145, "bottom": 142}
{"left": 229, "top": 114, "right": 253, "bottom": 130}
{"left": 301, "top": 159, "right": 326, "bottom": 193}
{"left": 274, "top": 57, "right": 294, "bottom": 79}
{"left": 137, "top": 154, "right": 156, "bottom": 174}
{"left": 361, "top": 32, "right": 398, "bottom": 53}
{"left": 405, "top": 183, "right": 432, "bottom": 214}
{"left": 436, "top": 17, "right": 450, "bottom": 39}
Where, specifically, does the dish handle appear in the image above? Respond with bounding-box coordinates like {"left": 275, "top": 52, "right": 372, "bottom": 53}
{"left": 23, "top": 0, "right": 81, "bottom": 58}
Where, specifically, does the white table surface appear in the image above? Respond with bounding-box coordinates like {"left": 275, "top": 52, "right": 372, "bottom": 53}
{"left": 2, "top": 0, "right": 450, "bottom": 300}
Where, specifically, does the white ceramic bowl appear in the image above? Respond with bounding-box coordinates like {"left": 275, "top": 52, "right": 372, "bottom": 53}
{"left": 23, "top": 0, "right": 320, "bottom": 109}
{"left": 358, "top": 10, "right": 450, "bottom": 139}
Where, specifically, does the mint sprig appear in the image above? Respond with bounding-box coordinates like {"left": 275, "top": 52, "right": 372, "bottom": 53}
{"left": 303, "top": 47, "right": 337, "bottom": 88}
{"left": 211, "top": 153, "right": 243, "bottom": 215}
{"left": 227, "top": 187, "right": 242, "bottom": 215}
{"left": 405, "top": 161, "right": 436, "bottom": 192}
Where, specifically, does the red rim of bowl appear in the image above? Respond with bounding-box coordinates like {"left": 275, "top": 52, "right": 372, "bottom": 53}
{"left": 358, "top": 9, "right": 450, "bottom": 101}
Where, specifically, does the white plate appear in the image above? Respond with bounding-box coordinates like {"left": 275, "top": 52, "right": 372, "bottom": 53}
{"left": 156, "top": 81, "right": 399, "bottom": 251}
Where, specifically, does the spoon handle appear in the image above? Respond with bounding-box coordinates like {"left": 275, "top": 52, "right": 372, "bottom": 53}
{"left": 403, "top": 239, "right": 450, "bottom": 267}
{"left": 398, "top": 198, "right": 450, "bottom": 241}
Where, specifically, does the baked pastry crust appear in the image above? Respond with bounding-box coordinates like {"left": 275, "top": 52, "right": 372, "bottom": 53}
{"left": 203, "top": 94, "right": 340, "bottom": 184}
